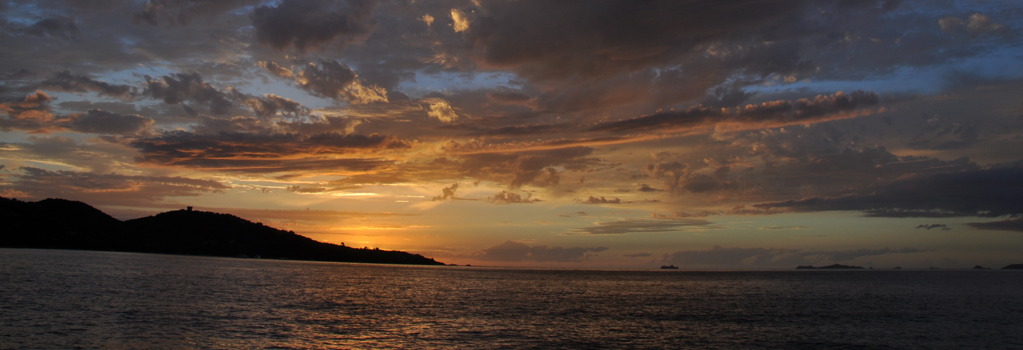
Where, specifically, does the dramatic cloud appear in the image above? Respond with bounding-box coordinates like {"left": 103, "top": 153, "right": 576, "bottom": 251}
{"left": 39, "top": 71, "right": 134, "bottom": 99}
{"left": 291, "top": 60, "right": 388, "bottom": 104}
{"left": 258, "top": 61, "right": 295, "bottom": 79}
{"left": 458, "top": 147, "right": 596, "bottom": 189}
{"left": 293, "top": 61, "right": 356, "bottom": 97}
{"left": 21, "top": 16, "right": 79, "bottom": 40}
{"left": 432, "top": 183, "right": 459, "bottom": 201}
{"left": 574, "top": 218, "right": 712, "bottom": 235}
{"left": 591, "top": 91, "right": 880, "bottom": 133}
{"left": 756, "top": 165, "right": 1023, "bottom": 218}
{"left": 916, "top": 224, "right": 951, "bottom": 231}
{"left": 466, "top": 0, "right": 804, "bottom": 81}
{"left": 277, "top": 115, "right": 362, "bottom": 135}
{"left": 142, "top": 72, "right": 235, "bottom": 115}
{"left": 252, "top": 0, "right": 378, "bottom": 52}
{"left": 0, "top": 91, "right": 56, "bottom": 132}
{"left": 2, "top": 93, "right": 152, "bottom": 135}
{"left": 2, "top": 1, "right": 1022, "bottom": 267}
{"left": 488, "top": 191, "right": 538, "bottom": 204}
{"left": 134, "top": 0, "right": 259, "bottom": 26}
{"left": 130, "top": 131, "right": 399, "bottom": 173}
{"left": 241, "top": 94, "right": 308, "bottom": 118}
{"left": 2, "top": 167, "right": 228, "bottom": 206}
{"left": 479, "top": 241, "right": 608, "bottom": 262}
{"left": 637, "top": 184, "right": 664, "bottom": 192}
{"left": 66, "top": 109, "right": 154, "bottom": 136}
{"left": 582, "top": 196, "right": 621, "bottom": 204}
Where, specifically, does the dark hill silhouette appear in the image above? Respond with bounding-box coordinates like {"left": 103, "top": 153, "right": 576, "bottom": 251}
{"left": 1, "top": 197, "right": 443, "bottom": 265}
{"left": 1, "top": 197, "right": 125, "bottom": 250}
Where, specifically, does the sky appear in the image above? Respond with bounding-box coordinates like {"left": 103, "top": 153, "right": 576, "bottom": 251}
{"left": 2, "top": 0, "right": 1022, "bottom": 269}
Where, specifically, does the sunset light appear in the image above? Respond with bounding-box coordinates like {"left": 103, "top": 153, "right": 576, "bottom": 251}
{"left": 4, "top": 1, "right": 1023, "bottom": 348}
{"left": 2, "top": 0, "right": 1022, "bottom": 270}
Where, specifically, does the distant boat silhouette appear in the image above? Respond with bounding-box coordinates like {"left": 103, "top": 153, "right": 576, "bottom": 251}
{"left": 660, "top": 265, "right": 679, "bottom": 269}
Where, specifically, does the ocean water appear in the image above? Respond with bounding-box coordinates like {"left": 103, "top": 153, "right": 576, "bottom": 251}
{"left": 1, "top": 249, "right": 1021, "bottom": 349}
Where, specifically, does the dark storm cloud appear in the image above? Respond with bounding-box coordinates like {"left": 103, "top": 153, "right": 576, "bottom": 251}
{"left": 449, "top": 1, "right": 1018, "bottom": 118}
{"left": 590, "top": 107, "right": 719, "bottom": 133}
{"left": 130, "top": 130, "right": 400, "bottom": 173}
{"left": 637, "top": 184, "right": 664, "bottom": 192}
{"left": 0, "top": 91, "right": 56, "bottom": 132}
{"left": 142, "top": 72, "right": 235, "bottom": 115}
{"left": 581, "top": 196, "right": 620, "bottom": 204}
{"left": 305, "top": 132, "right": 405, "bottom": 149}
{"left": 467, "top": 0, "right": 805, "bottom": 81}
{"left": 732, "top": 90, "right": 879, "bottom": 122}
{"left": 277, "top": 115, "right": 361, "bottom": 135}
{"left": 22, "top": 16, "right": 79, "bottom": 40}
{"left": 140, "top": 152, "right": 389, "bottom": 174}
{"left": 66, "top": 109, "right": 154, "bottom": 135}
{"left": 7, "top": 166, "right": 228, "bottom": 205}
{"left": 252, "top": 0, "right": 378, "bottom": 52}
{"left": 459, "top": 147, "right": 596, "bottom": 189}
{"left": 187, "top": 115, "right": 274, "bottom": 135}
{"left": 39, "top": 71, "right": 135, "bottom": 99}
{"left": 471, "top": 123, "right": 573, "bottom": 137}
{"left": 672, "top": 122, "right": 1001, "bottom": 204}
{"left": 756, "top": 165, "right": 1023, "bottom": 217}
{"left": 138, "top": 71, "right": 318, "bottom": 118}
{"left": 915, "top": 224, "right": 950, "bottom": 231}
{"left": 574, "top": 218, "right": 712, "bottom": 235}
{"left": 241, "top": 94, "right": 309, "bottom": 118}
{"left": 2, "top": 92, "right": 151, "bottom": 136}
{"left": 479, "top": 241, "right": 607, "bottom": 262}
{"left": 295, "top": 60, "right": 357, "bottom": 98}
{"left": 258, "top": 61, "right": 294, "bottom": 79}
{"left": 591, "top": 91, "right": 879, "bottom": 133}
{"left": 487, "top": 190, "right": 538, "bottom": 204}
{"left": 662, "top": 246, "right": 926, "bottom": 268}
{"left": 134, "top": 0, "right": 260, "bottom": 26}
{"left": 261, "top": 60, "right": 388, "bottom": 104}
{"left": 431, "top": 183, "right": 459, "bottom": 201}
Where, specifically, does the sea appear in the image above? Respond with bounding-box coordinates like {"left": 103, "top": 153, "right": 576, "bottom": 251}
{"left": 1, "top": 249, "right": 1021, "bottom": 349}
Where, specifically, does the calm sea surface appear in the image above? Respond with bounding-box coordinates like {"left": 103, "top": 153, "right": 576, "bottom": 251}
{"left": 1, "top": 249, "right": 1021, "bottom": 349}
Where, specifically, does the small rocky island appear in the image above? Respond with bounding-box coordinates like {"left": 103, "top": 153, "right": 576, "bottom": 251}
{"left": 1003, "top": 264, "right": 1023, "bottom": 270}
{"left": 1, "top": 197, "right": 443, "bottom": 265}
{"left": 796, "top": 264, "right": 865, "bottom": 270}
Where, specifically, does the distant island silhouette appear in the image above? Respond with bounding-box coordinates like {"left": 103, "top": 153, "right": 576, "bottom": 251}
{"left": 0, "top": 197, "right": 443, "bottom": 265}
{"left": 796, "top": 264, "right": 864, "bottom": 270}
